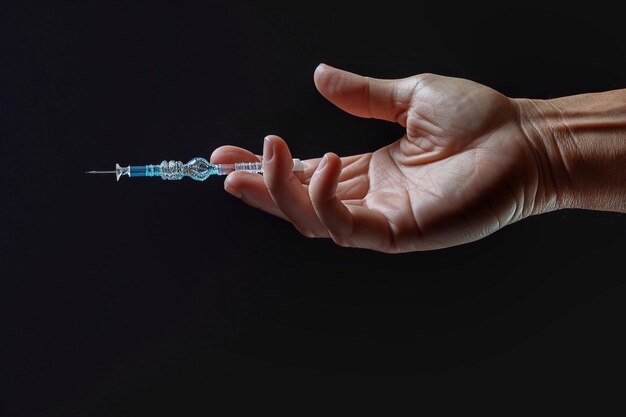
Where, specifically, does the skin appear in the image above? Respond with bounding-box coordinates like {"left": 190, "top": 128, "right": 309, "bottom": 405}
{"left": 211, "top": 64, "right": 626, "bottom": 253}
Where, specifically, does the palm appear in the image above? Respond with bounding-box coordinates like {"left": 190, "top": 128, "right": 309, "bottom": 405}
{"left": 338, "top": 74, "right": 537, "bottom": 251}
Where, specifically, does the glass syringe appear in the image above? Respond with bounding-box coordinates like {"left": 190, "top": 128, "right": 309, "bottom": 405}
{"left": 86, "top": 157, "right": 307, "bottom": 181}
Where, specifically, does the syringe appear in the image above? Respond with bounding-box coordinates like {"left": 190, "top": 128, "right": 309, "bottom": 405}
{"left": 86, "top": 157, "right": 307, "bottom": 181}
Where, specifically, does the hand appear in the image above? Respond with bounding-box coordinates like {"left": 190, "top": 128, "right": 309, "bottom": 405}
{"left": 210, "top": 64, "right": 546, "bottom": 253}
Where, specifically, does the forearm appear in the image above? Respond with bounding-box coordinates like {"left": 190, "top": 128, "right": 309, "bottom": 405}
{"left": 516, "top": 89, "right": 626, "bottom": 214}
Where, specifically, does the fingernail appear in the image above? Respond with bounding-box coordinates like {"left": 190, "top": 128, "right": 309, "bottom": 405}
{"left": 224, "top": 184, "right": 242, "bottom": 199}
{"left": 316, "top": 154, "right": 328, "bottom": 173}
{"left": 263, "top": 137, "right": 274, "bottom": 162}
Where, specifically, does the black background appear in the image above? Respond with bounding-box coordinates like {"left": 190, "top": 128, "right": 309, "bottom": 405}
{"left": 2, "top": 0, "right": 626, "bottom": 414}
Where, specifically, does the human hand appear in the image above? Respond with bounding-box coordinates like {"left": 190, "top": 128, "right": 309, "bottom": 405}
{"left": 210, "top": 64, "right": 549, "bottom": 253}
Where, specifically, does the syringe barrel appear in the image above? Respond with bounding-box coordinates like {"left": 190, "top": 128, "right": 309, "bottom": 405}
{"left": 217, "top": 159, "right": 306, "bottom": 175}
{"left": 234, "top": 161, "right": 263, "bottom": 173}
{"left": 129, "top": 165, "right": 161, "bottom": 177}
{"left": 128, "top": 161, "right": 184, "bottom": 180}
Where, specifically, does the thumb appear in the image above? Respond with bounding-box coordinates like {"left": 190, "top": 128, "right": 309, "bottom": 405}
{"left": 313, "top": 63, "right": 415, "bottom": 124}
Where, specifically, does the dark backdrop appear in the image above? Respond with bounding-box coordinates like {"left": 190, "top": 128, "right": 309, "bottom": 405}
{"left": 2, "top": 0, "right": 625, "bottom": 414}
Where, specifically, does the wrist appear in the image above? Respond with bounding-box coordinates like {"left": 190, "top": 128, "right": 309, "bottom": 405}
{"left": 515, "top": 92, "right": 626, "bottom": 214}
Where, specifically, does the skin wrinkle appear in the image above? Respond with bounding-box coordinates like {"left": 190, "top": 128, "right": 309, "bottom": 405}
{"left": 388, "top": 81, "right": 403, "bottom": 122}
{"left": 409, "top": 105, "right": 446, "bottom": 138}
{"left": 368, "top": 147, "right": 413, "bottom": 193}
{"left": 503, "top": 125, "right": 542, "bottom": 218}
{"left": 503, "top": 165, "right": 524, "bottom": 223}
{"left": 404, "top": 189, "right": 424, "bottom": 245}
{"left": 400, "top": 133, "right": 430, "bottom": 158}
{"left": 517, "top": 170, "right": 537, "bottom": 220}
{"left": 409, "top": 74, "right": 434, "bottom": 111}
{"left": 545, "top": 100, "right": 576, "bottom": 194}
{"left": 396, "top": 109, "right": 409, "bottom": 127}
{"left": 338, "top": 154, "right": 370, "bottom": 182}
{"left": 566, "top": 121, "right": 626, "bottom": 132}
{"left": 336, "top": 156, "right": 372, "bottom": 198}
{"left": 507, "top": 137, "right": 541, "bottom": 219}
{"left": 486, "top": 200, "right": 502, "bottom": 234}
{"left": 407, "top": 172, "right": 446, "bottom": 202}
{"left": 385, "top": 145, "right": 405, "bottom": 181}
{"left": 532, "top": 117, "right": 566, "bottom": 210}
{"left": 406, "top": 111, "right": 446, "bottom": 150}
{"left": 503, "top": 183, "right": 520, "bottom": 224}
{"left": 336, "top": 174, "right": 369, "bottom": 200}
{"left": 363, "top": 191, "right": 404, "bottom": 252}
{"left": 516, "top": 100, "right": 557, "bottom": 214}
{"left": 393, "top": 77, "right": 419, "bottom": 125}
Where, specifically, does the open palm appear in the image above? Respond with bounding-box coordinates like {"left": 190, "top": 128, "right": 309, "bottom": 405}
{"left": 211, "top": 64, "right": 541, "bottom": 252}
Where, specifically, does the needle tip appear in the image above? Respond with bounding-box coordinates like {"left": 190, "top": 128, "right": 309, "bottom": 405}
{"left": 86, "top": 170, "right": 116, "bottom": 174}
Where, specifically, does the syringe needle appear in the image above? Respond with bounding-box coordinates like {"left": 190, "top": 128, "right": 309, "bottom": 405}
{"left": 86, "top": 170, "right": 116, "bottom": 174}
